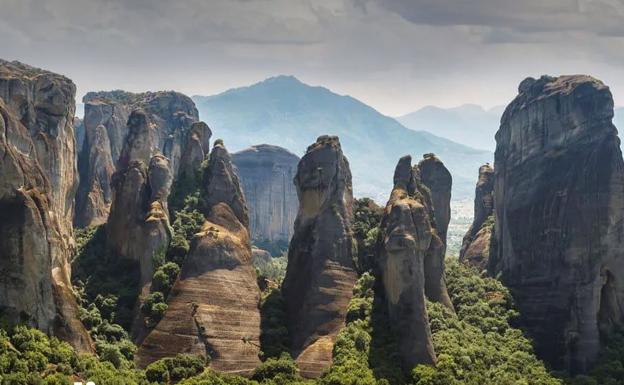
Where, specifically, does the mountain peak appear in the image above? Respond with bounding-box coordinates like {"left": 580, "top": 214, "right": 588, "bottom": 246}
{"left": 261, "top": 75, "right": 303, "bottom": 86}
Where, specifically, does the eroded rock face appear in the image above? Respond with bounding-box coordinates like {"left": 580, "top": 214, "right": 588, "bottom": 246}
{"left": 178, "top": 121, "right": 212, "bottom": 186}
{"left": 107, "top": 110, "right": 173, "bottom": 292}
{"left": 418, "top": 153, "right": 452, "bottom": 247}
{"left": 0, "top": 60, "right": 92, "bottom": 352}
{"left": 282, "top": 135, "right": 357, "bottom": 378}
{"left": 137, "top": 142, "right": 261, "bottom": 375}
{"left": 232, "top": 144, "right": 299, "bottom": 243}
{"left": 491, "top": 75, "right": 624, "bottom": 372}
{"left": 459, "top": 164, "right": 494, "bottom": 270}
{"left": 376, "top": 155, "right": 453, "bottom": 369}
{"left": 75, "top": 90, "right": 199, "bottom": 227}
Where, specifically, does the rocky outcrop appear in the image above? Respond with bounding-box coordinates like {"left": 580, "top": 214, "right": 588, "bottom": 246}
{"left": 376, "top": 155, "right": 454, "bottom": 369}
{"left": 418, "top": 153, "right": 452, "bottom": 247}
{"left": 137, "top": 141, "right": 261, "bottom": 376}
{"left": 107, "top": 110, "right": 173, "bottom": 292}
{"left": 178, "top": 121, "right": 212, "bottom": 186}
{"left": 75, "top": 90, "right": 199, "bottom": 228}
{"left": 491, "top": 75, "right": 624, "bottom": 372}
{"left": 0, "top": 60, "right": 92, "bottom": 351}
{"left": 232, "top": 144, "right": 299, "bottom": 243}
{"left": 282, "top": 135, "right": 358, "bottom": 378}
{"left": 459, "top": 164, "right": 494, "bottom": 270}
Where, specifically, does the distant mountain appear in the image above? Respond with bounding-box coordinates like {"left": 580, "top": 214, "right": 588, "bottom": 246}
{"left": 193, "top": 76, "right": 492, "bottom": 201}
{"left": 397, "top": 104, "right": 503, "bottom": 151}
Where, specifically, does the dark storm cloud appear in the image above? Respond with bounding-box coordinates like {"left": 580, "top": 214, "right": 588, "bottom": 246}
{"left": 1, "top": 0, "right": 623, "bottom": 114}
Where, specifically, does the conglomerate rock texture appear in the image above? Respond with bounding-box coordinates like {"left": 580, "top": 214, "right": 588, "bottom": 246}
{"left": 459, "top": 163, "right": 494, "bottom": 270}
{"left": 491, "top": 75, "right": 624, "bottom": 372}
{"left": 0, "top": 60, "right": 93, "bottom": 352}
{"left": 376, "top": 155, "right": 453, "bottom": 370}
{"left": 75, "top": 90, "right": 199, "bottom": 227}
{"left": 137, "top": 142, "right": 262, "bottom": 376}
{"left": 418, "top": 153, "right": 452, "bottom": 248}
{"left": 282, "top": 135, "right": 358, "bottom": 378}
{"left": 232, "top": 144, "right": 299, "bottom": 243}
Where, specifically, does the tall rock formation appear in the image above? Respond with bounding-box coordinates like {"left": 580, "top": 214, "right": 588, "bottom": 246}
{"left": 376, "top": 155, "right": 453, "bottom": 369}
{"left": 137, "top": 141, "right": 262, "bottom": 375}
{"left": 491, "top": 75, "right": 624, "bottom": 372}
{"left": 459, "top": 164, "right": 494, "bottom": 270}
{"left": 0, "top": 60, "right": 92, "bottom": 351}
{"left": 75, "top": 90, "right": 199, "bottom": 228}
{"left": 418, "top": 153, "right": 452, "bottom": 247}
{"left": 107, "top": 110, "right": 173, "bottom": 295}
{"left": 232, "top": 144, "right": 299, "bottom": 243}
{"left": 282, "top": 135, "right": 358, "bottom": 378}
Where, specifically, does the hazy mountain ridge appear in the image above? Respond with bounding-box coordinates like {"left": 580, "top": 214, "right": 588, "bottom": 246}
{"left": 397, "top": 104, "right": 503, "bottom": 151}
{"left": 193, "top": 76, "right": 492, "bottom": 201}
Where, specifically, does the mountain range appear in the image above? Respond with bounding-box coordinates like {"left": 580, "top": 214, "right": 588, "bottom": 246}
{"left": 192, "top": 76, "right": 491, "bottom": 201}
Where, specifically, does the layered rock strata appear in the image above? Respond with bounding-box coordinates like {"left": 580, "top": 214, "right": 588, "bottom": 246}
{"left": 0, "top": 60, "right": 92, "bottom": 351}
{"left": 376, "top": 155, "right": 454, "bottom": 369}
{"left": 232, "top": 144, "right": 299, "bottom": 243}
{"left": 282, "top": 135, "right": 358, "bottom": 378}
{"left": 491, "top": 75, "right": 624, "bottom": 372}
{"left": 459, "top": 164, "right": 494, "bottom": 270}
{"left": 137, "top": 141, "right": 262, "bottom": 376}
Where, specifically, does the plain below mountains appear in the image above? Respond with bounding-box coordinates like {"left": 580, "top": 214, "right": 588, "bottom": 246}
{"left": 192, "top": 76, "right": 491, "bottom": 201}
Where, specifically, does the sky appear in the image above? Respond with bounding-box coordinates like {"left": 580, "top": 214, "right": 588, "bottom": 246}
{"left": 2, "top": 0, "right": 624, "bottom": 116}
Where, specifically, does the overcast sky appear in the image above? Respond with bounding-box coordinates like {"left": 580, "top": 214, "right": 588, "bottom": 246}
{"left": 2, "top": 0, "right": 624, "bottom": 116}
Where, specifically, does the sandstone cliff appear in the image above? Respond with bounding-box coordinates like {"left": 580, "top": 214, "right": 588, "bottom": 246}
{"left": 491, "top": 75, "right": 624, "bottom": 372}
{"left": 75, "top": 90, "right": 199, "bottom": 227}
{"left": 376, "top": 155, "right": 453, "bottom": 369}
{"left": 106, "top": 110, "right": 173, "bottom": 295}
{"left": 232, "top": 144, "right": 299, "bottom": 243}
{"left": 0, "top": 60, "right": 92, "bottom": 351}
{"left": 459, "top": 164, "right": 494, "bottom": 270}
{"left": 418, "top": 153, "right": 452, "bottom": 247}
{"left": 282, "top": 135, "right": 358, "bottom": 378}
{"left": 137, "top": 141, "right": 262, "bottom": 375}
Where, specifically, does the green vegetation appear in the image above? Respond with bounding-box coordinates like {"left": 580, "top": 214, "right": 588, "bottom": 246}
{"left": 253, "top": 240, "right": 290, "bottom": 258}
{"left": 0, "top": 324, "right": 146, "bottom": 385}
{"left": 352, "top": 198, "right": 382, "bottom": 273}
{"left": 562, "top": 328, "right": 624, "bottom": 385}
{"left": 412, "top": 260, "right": 561, "bottom": 385}
{"left": 259, "top": 289, "right": 290, "bottom": 360}
{"left": 73, "top": 225, "right": 141, "bottom": 370}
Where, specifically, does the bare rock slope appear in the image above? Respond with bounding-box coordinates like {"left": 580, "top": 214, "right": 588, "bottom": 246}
{"left": 232, "top": 144, "right": 299, "bottom": 243}
{"left": 75, "top": 90, "right": 199, "bottom": 227}
{"left": 376, "top": 155, "right": 454, "bottom": 369}
{"left": 0, "top": 60, "right": 92, "bottom": 351}
{"left": 282, "top": 135, "right": 358, "bottom": 378}
{"left": 459, "top": 163, "right": 494, "bottom": 270}
{"left": 491, "top": 75, "right": 624, "bottom": 372}
{"left": 137, "top": 141, "right": 262, "bottom": 375}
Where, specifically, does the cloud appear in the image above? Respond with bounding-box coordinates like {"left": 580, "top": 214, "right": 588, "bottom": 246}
{"left": 1, "top": 0, "right": 624, "bottom": 115}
